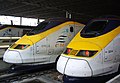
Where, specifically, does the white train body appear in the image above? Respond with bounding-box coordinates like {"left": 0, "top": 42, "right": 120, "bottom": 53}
{"left": 3, "top": 18, "right": 85, "bottom": 65}
{"left": 0, "top": 25, "right": 32, "bottom": 37}
{"left": 57, "top": 17, "right": 120, "bottom": 77}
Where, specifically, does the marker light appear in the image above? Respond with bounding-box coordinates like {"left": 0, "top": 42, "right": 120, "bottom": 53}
{"left": 10, "top": 44, "right": 30, "bottom": 50}
{"left": 76, "top": 50, "right": 98, "bottom": 57}
{"left": 15, "top": 44, "right": 30, "bottom": 49}
{"left": 85, "top": 50, "right": 89, "bottom": 57}
{"left": 64, "top": 48, "right": 72, "bottom": 54}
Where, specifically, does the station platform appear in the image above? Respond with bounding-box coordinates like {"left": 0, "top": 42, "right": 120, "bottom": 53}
{"left": 0, "top": 49, "right": 11, "bottom": 71}
{"left": 106, "top": 74, "right": 120, "bottom": 83}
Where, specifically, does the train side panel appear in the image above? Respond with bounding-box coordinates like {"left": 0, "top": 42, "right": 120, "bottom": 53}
{"left": 88, "top": 34, "right": 120, "bottom": 76}
{"left": 34, "top": 23, "right": 84, "bottom": 63}
{"left": 102, "top": 34, "right": 120, "bottom": 75}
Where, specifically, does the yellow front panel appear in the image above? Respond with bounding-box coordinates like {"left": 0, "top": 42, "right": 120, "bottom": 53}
{"left": 68, "top": 26, "right": 120, "bottom": 49}
{"left": 64, "top": 26, "right": 120, "bottom": 59}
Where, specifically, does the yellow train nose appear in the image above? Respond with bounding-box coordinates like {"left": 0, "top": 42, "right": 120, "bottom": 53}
{"left": 15, "top": 35, "right": 33, "bottom": 46}
{"left": 68, "top": 41, "right": 101, "bottom": 50}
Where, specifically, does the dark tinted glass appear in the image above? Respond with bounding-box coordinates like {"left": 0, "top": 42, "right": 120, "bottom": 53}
{"left": 27, "top": 21, "right": 64, "bottom": 35}
{"left": 81, "top": 20, "right": 120, "bottom": 38}
{"left": 85, "top": 21, "right": 107, "bottom": 33}
{"left": 14, "top": 44, "right": 29, "bottom": 49}
{"left": 103, "top": 20, "right": 120, "bottom": 34}
{"left": 70, "top": 26, "right": 74, "bottom": 32}
{"left": 27, "top": 22, "right": 48, "bottom": 35}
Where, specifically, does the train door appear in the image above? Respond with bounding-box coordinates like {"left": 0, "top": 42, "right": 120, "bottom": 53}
{"left": 46, "top": 34, "right": 57, "bottom": 63}
{"left": 21, "top": 45, "right": 35, "bottom": 63}
{"left": 113, "top": 35, "right": 120, "bottom": 63}
{"left": 34, "top": 38, "right": 50, "bottom": 63}
{"left": 103, "top": 41, "right": 115, "bottom": 73}
{"left": 104, "top": 41, "right": 114, "bottom": 62}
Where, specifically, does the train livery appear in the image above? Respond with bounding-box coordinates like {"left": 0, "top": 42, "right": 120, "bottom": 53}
{"left": 0, "top": 25, "right": 33, "bottom": 37}
{"left": 0, "top": 25, "right": 34, "bottom": 48}
{"left": 57, "top": 17, "right": 120, "bottom": 77}
{"left": 3, "top": 18, "right": 85, "bottom": 65}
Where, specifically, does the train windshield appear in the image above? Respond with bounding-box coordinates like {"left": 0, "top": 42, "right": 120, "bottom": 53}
{"left": 27, "top": 22, "right": 48, "bottom": 35}
{"left": 27, "top": 20, "right": 64, "bottom": 35}
{"left": 81, "top": 19, "right": 120, "bottom": 38}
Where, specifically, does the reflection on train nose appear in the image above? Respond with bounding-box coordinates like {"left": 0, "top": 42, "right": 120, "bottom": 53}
{"left": 3, "top": 50, "right": 22, "bottom": 64}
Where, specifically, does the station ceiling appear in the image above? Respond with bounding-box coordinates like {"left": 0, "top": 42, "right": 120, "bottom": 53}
{"left": 0, "top": 0, "right": 120, "bottom": 23}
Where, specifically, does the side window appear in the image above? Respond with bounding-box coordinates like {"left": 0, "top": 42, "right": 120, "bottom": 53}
{"left": 70, "top": 26, "right": 74, "bottom": 32}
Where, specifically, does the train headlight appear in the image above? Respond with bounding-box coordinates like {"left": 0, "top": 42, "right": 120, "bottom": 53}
{"left": 76, "top": 50, "right": 98, "bottom": 57}
{"left": 64, "top": 48, "right": 72, "bottom": 54}
{"left": 63, "top": 48, "right": 97, "bottom": 57}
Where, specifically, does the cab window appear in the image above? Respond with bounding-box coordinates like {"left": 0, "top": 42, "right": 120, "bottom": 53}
{"left": 27, "top": 22, "right": 48, "bottom": 35}
{"left": 81, "top": 20, "right": 120, "bottom": 38}
{"left": 27, "top": 21, "right": 64, "bottom": 35}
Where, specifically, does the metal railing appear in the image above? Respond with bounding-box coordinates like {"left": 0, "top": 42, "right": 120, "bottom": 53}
{"left": 0, "top": 37, "right": 20, "bottom": 49}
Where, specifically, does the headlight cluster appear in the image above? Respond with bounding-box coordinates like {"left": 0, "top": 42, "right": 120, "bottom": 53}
{"left": 63, "top": 48, "right": 98, "bottom": 57}
{"left": 10, "top": 44, "right": 30, "bottom": 50}
{"left": 64, "top": 48, "right": 72, "bottom": 54}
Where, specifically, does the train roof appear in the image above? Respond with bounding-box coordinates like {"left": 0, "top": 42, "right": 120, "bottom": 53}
{"left": 44, "top": 17, "right": 85, "bottom": 24}
{"left": 27, "top": 18, "right": 85, "bottom": 36}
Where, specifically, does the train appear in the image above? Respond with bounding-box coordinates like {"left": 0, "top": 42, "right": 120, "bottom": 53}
{"left": 0, "top": 24, "right": 34, "bottom": 37}
{"left": 3, "top": 18, "right": 85, "bottom": 65}
{"left": 0, "top": 24, "right": 34, "bottom": 48}
{"left": 0, "top": 24, "right": 35, "bottom": 71}
{"left": 57, "top": 17, "right": 120, "bottom": 77}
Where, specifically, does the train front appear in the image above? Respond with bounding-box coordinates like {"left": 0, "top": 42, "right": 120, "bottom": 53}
{"left": 3, "top": 34, "right": 37, "bottom": 64}
{"left": 57, "top": 36, "right": 100, "bottom": 77}
{"left": 57, "top": 18, "right": 120, "bottom": 77}
{"left": 3, "top": 18, "right": 73, "bottom": 64}
{"left": 3, "top": 21, "right": 50, "bottom": 64}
